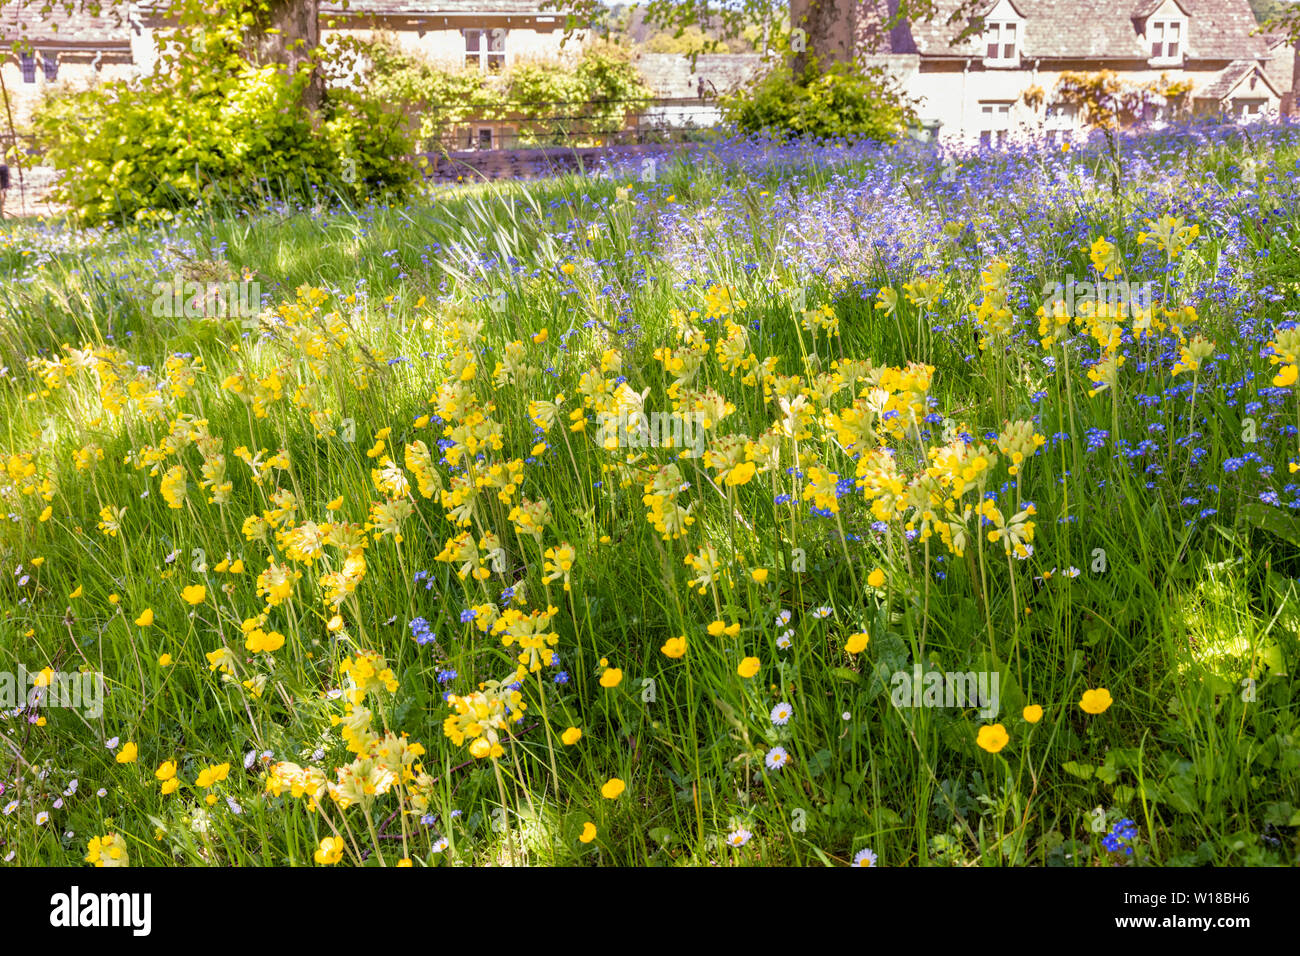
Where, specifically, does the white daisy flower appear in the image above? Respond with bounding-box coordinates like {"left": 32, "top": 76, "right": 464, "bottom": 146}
{"left": 770, "top": 702, "right": 793, "bottom": 725}
{"left": 726, "top": 828, "right": 752, "bottom": 848}
{"left": 853, "top": 847, "right": 878, "bottom": 866}
{"left": 765, "top": 746, "right": 790, "bottom": 771}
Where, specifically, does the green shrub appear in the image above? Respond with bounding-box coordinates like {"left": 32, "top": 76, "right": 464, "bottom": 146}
{"left": 720, "top": 63, "right": 912, "bottom": 143}
{"left": 353, "top": 36, "right": 651, "bottom": 149}
{"left": 34, "top": 39, "right": 417, "bottom": 225}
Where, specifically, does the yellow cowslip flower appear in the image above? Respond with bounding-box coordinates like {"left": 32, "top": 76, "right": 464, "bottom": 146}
{"left": 1171, "top": 334, "right": 1215, "bottom": 377}
{"left": 1089, "top": 236, "right": 1122, "bottom": 279}
{"left": 802, "top": 466, "right": 840, "bottom": 513}
{"left": 206, "top": 647, "right": 235, "bottom": 675}
{"left": 542, "top": 542, "right": 576, "bottom": 592}
{"left": 875, "top": 287, "right": 898, "bottom": 315}
{"left": 85, "top": 833, "right": 129, "bottom": 868}
{"left": 159, "top": 464, "right": 187, "bottom": 509}
{"left": 97, "top": 505, "right": 126, "bottom": 537}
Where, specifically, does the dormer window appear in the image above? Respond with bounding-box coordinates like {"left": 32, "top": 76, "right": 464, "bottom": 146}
{"left": 1149, "top": 18, "right": 1184, "bottom": 63}
{"left": 983, "top": 20, "right": 1020, "bottom": 65}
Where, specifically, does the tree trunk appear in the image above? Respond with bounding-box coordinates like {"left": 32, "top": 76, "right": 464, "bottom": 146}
{"left": 788, "top": 0, "right": 854, "bottom": 78}
{"left": 248, "top": 0, "right": 323, "bottom": 114}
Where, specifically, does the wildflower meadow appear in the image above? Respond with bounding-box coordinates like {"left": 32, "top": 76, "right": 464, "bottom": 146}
{"left": 1, "top": 122, "right": 1299, "bottom": 872}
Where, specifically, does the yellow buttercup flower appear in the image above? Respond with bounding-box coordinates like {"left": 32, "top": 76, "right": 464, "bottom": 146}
{"left": 579, "top": 821, "right": 597, "bottom": 843}
{"left": 976, "top": 724, "right": 1009, "bottom": 754}
{"left": 1022, "top": 704, "right": 1043, "bottom": 723}
{"left": 181, "top": 585, "right": 206, "bottom": 605}
{"left": 115, "top": 741, "right": 138, "bottom": 764}
{"left": 724, "top": 460, "right": 756, "bottom": 487}
{"left": 866, "top": 568, "right": 885, "bottom": 588}
{"left": 844, "top": 632, "right": 869, "bottom": 654}
{"left": 134, "top": 609, "right": 154, "bottom": 627}
{"left": 196, "top": 762, "right": 231, "bottom": 788}
{"left": 599, "top": 667, "right": 623, "bottom": 689}
{"left": 601, "top": 777, "right": 625, "bottom": 799}
{"left": 314, "top": 836, "right": 345, "bottom": 865}
{"left": 1080, "top": 688, "right": 1113, "bottom": 715}
{"left": 661, "top": 635, "right": 687, "bottom": 659}
{"left": 737, "top": 656, "right": 760, "bottom": 679}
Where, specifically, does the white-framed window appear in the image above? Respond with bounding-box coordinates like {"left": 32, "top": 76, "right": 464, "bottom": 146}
{"left": 1045, "top": 103, "right": 1076, "bottom": 143}
{"left": 979, "top": 101, "right": 1012, "bottom": 147}
{"left": 1149, "top": 18, "right": 1183, "bottom": 63}
{"left": 983, "top": 20, "right": 1020, "bottom": 65}
{"left": 464, "top": 28, "right": 505, "bottom": 72}
{"left": 1233, "top": 98, "right": 1266, "bottom": 122}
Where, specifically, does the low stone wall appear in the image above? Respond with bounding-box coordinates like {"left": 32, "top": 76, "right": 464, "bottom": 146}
{"left": 419, "top": 142, "right": 690, "bottom": 183}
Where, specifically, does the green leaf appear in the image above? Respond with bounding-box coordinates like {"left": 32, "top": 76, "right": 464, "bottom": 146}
{"left": 1240, "top": 503, "right": 1300, "bottom": 549}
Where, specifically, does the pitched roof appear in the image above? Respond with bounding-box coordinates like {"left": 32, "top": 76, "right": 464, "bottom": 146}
{"left": 879, "top": 0, "right": 1270, "bottom": 61}
{"left": 1194, "top": 57, "right": 1281, "bottom": 98}
{"left": 0, "top": 0, "right": 134, "bottom": 48}
{"left": 320, "top": 0, "right": 556, "bottom": 15}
